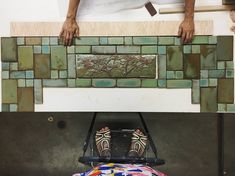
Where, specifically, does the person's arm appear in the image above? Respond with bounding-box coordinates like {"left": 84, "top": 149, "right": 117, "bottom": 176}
{"left": 60, "top": 0, "right": 80, "bottom": 46}
{"left": 178, "top": 0, "right": 195, "bottom": 44}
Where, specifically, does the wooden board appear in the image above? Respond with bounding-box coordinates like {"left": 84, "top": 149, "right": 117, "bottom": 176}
{"left": 10, "top": 21, "right": 213, "bottom": 36}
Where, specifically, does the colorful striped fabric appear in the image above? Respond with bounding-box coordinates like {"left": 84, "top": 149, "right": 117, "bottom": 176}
{"left": 73, "top": 163, "right": 167, "bottom": 176}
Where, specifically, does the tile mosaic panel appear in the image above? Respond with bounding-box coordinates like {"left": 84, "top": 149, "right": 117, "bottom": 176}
{"left": 1, "top": 36, "right": 234, "bottom": 112}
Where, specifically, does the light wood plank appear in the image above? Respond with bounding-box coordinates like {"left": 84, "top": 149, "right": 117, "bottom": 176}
{"left": 10, "top": 21, "right": 213, "bottom": 36}
{"left": 159, "top": 5, "right": 235, "bottom": 14}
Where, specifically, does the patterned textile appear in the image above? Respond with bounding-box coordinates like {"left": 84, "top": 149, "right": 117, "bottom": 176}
{"left": 73, "top": 163, "right": 167, "bottom": 176}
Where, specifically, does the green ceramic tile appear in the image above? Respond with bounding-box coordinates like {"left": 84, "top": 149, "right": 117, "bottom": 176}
{"left": 218, "top": 78, "right": 234, "bottom": 103}
{"left": 18, "top": 46, "right": 34, "bottom": 70}
{"left": 18, "top": 79, "right": 26, "bottom": 87}
{"left": 117, "top": 46, "right": 140, "bottom": 54}
{"left": 51, "top": 46, "right": 67, "bottom": 70}
{"left": 183, "top": 45, "right": 191, "bottom": 54}
{"left": 226, "top": 61, "right": 234, "bottom": 69}
{"left": 50, "top": 37, "right": 58, "bottom": 45}
{"left": 108, "top": 37, "right": 124, "bottom": 45}
{"left": 92, "top": 79, "right": 116, "bottom": 87}
{"left": 175, "top": 71, "right": 184, "bottom": 79}
{"left": 167, "top": 46, "right": 183, "bottom": 71}
{"left": 166, "top": 71, "right": 175, "bottom": 79}
{"left": 2, "top": 80, "right": 17, "bottom": 103}
{"left": 192, "top": 80, "right": 200, "bottom": 104}
{"left": 75, "top": 37, "right": 99, "bottom": 45}
{"left": 192, "top": 36, "right": 209, "bottom": 44}
{"left": 25, "top": 37, "right": 41, "bottom": 45}
{"left": 68, "top": 54, "right": 76, "bottom": 78}
{"left": 217, "top": 61, "right": 225, "bottom": 69}
{"left": 26, "top": 70, "right": 34, "bottom": 78}
{"left": 43, "top": 79, "right": 67, "bottom": 87}
{"left": 209, "top": 79, "right": 217, "bottom": 86}
{"left": 10, "top": 63, "right": 18, "bottom": 71}
{"left": 33, "top": 45, "right": 41, "bottom": 54}
{"left": 200, "top": 87, "right": 217, "bottom": 112}
{"left": 1, "top": 38, "right": 17, "bottom": 61}
{"left": 51, "top": 70, "right": 58, "bottom": 79}
{"left": 2, "top": 104, "right": 10, "bottom": 112}
{"left": 67, "top": 46, "right": 75, "bottom": 53}
{"left": 141, "top": 79, "right": 158, "bottom": 88}
{"left": 34, "top": 54, "right": 50, "bottom": 79}
{"left": 18, "top": 87, "right": 34, "bottom": 112}
{"left": 10, "top": 71, "right": 25, "bottom": 79}
{"left": 208, "top": 36, "right": 217, "bottom": 44}
{"left": 158, "top": 37, "right": 174, "bottom": 45}
{"left": 92, "top": 46, "right": 116, "bottom": 54}
{"left": 2, "top": 71, "right": 9, "bottom": 79}
{"left": 67, "top": 79, "right": 76, "bottom": 87}
{"left": 167, "top": 80, "right": 192, "bottom": 88}
{"left": 10, "top": 104, "right": 18, "bottom": 112}
{"left": 42, "top": 37, "right": 50, "bottom": 45}
{"left": 227, "top": 104, "right": 235, "bottom": 112}
{"left": 76, "top": 55, "right": 156, "bottom": 78}
{"left": 2, "top": 62, "right": 10, "bottom": 70}
{"left": 158, "top": 55, "right": 166, "bottom": 79}
{"left": 26, "top": 79, "right": 34, "bottom": 87}
{"left": 200, "top": 45, "right": 217, "bottom": 70}
{"left": 208, "top": 70, "right": 225, "bottom": 78}
{"left": 217, "top": 36, "right": 233, "bottom": 61}
{"left": 184, "top": 54, "right": 200, "bottom": 79}
{"left": 76, "top": 79, "right": 92, "bottom": 87}
{"left": 141, "top": 46, "right": 158, "bottom": 54}
{"left": 34, "top": 79, "right": 43, "bottom": 104}
{"left": 124, "top": 37, "right": 132, "bottom": 45}
{"left": 218, "top": 104, "right": 227, "bottom": 112}
{"left": 192, "top": 45, "right": 200, "bottom": 53}
{"left": 158, "top": 46, "right": 166, "bottom": 55}
{"left": 158, "top": 79, "right": 166, "bottom": 88}
{"left": 174, "top": 37, "right": 181, "bottom": 45}
{"left": 133, "top": 37, "right": 158, "bottom": 45}
{"left": 17, "top": 37, "right": 25, "bottom": 45}
{"left": 226, "top": 70, "right": 234, "bottom": 78}
{"left": 59, "top": 70, "right": 68, "bottom": 78}
{"left": 117, "top": 79, "right": 141, "bottom": 87}
{"left": 200, "top": 79, "right": 209, "bottom": 87}
{"left": 100, "top": 37, "right": 108, "bottom": 45}
{"left": 76, "top": 46, "right": 91, "bottom": 53}
{"left": 42, "top": 46, "right": 50, "bottom": 54}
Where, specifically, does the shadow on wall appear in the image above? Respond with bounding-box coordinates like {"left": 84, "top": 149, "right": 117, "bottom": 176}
{"left": 57, "top": 0, "right": 184, "bottom": 17}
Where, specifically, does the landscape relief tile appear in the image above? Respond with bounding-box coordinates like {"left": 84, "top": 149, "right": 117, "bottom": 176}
{"left": 76, "top": 55, "right": 156, "bottom": 78}
{"left": 1, "top": 38, "right": 17, "bottom": 62}
{"left": 200, "top": 45, "right": 217, "bottom": 70}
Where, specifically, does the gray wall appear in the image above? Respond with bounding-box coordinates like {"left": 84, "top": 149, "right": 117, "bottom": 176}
{"left": 0, "top": 113, "right": 234, "bottom": 176}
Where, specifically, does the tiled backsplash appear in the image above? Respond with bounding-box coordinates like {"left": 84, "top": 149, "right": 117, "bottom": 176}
{"left": 1, "top": 36, "right": 234, "bottom": 112}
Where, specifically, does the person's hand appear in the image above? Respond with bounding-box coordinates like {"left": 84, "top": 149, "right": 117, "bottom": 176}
{"left": 178, "top": 18, "right": 195, "bottom": 44}
{"left": 60, "top": 18, "right": 79, "bottom": 46}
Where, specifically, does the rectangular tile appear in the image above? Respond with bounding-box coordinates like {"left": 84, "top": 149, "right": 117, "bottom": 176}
{"left": 124, "top": 37, "right": 132, "bottom": 45}
{"left": 25, "top": 37, "right": 41, "bottom": 45}
{"left": 43, "top": 79, "right": 67, "bottom": 87}
{"left": 192, "top": 36, "right": 209, "bottom": 44}
{"left": 141, "top": 79, "right": 158, "bottom": 88}
{"left": 200, "top": 87, "right": 217, "bottom": 112}
{"left": 68, "top": 54, "right": 76, "bottom": 78}
{"left": 51, "top": 46, "right": 67, "bottom": 70}
{"left": 76, "top": 46, "right": 91, "bottom": 53}
{"left": 227, "top": 104, "right": 235, "bottom": 112}
{"left": 218, "top": 79, "right": 234, "bottom": 103}
{"left": 92, "top": 46, "right": 116, "bottom": 54}
{"left": 117, "top": 46, "right": 140, "bottom": 54}
{"left": 18, "top": 46, "right": 34, "bottom": 70}
{"left": 158, "top": 37, "right": 174, "bottom": 45}
{"left": 184, "top": 54, "right": 200, "bottom": 79}
{"left": 34, "top": 54, "right": 50, "bottom": 78}
{"left": 92, "top": 79, "right": 116, "bottom": 87}
{"left": 18, "top": 87, "right": 34, "bottom": 112}
{"left": 158, "top": 55, "right": 166, "bottom": 79}
{"left": 208, "top": 70, "right": 225, "bottom": 78}
{"left": 142, "top": 46, "right": 158, "bottom": 54}
{"left": 192, "top": 80, "right": 200, "bottom": 104}
{"left": 200, "top": 45, "right": 217, "bottom": 69}
{"left": 76, "top": 55, "right": 156, "bottom": 78}
{"left": 167, "top": 46, "right": 183, "bottom": 71}
{"left": 10, "top": 71, "right": 25, "bottom": 79}
{"left": 108, "top": 37, "right": 124, "bottom": 45}
{"left": 217, "top": 36, "right": 233, "bottom": 61}
{"left": 75, "top": 37, "right": 99, "bottom": 45}
{"left": 1, "top": 38, "right": 17, "bottom": 61}
{"left": 117, "top": 79, "right": 141, "bottom": 87}
{"left": 2, "top": 80, "right": 17, "bottom": 103}
{"left": 76, "top": 79, "right": 92, "bottom": 87}
{"left": 167, "top": 80, "right": 192, "bottom": 88}
{"left": 133, "top": 37, "right": 158, "bottom": 45}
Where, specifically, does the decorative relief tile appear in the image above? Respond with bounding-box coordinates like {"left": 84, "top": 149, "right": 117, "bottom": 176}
{"left": 76, "top": 55, "right": 156, "bottom": 78}
{"left": 200, "top": 45, "right": 217, "bottom": 70}
{"left": 51, "top": 46, "right": 67, "bottom": 70}
{"left": 167, "top": 46, "right": 183, "bottom": 71}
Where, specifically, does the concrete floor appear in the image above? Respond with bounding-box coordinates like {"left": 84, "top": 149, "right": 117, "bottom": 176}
{"left": 0, "top": 113, "right": 234, "bottom": 176}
